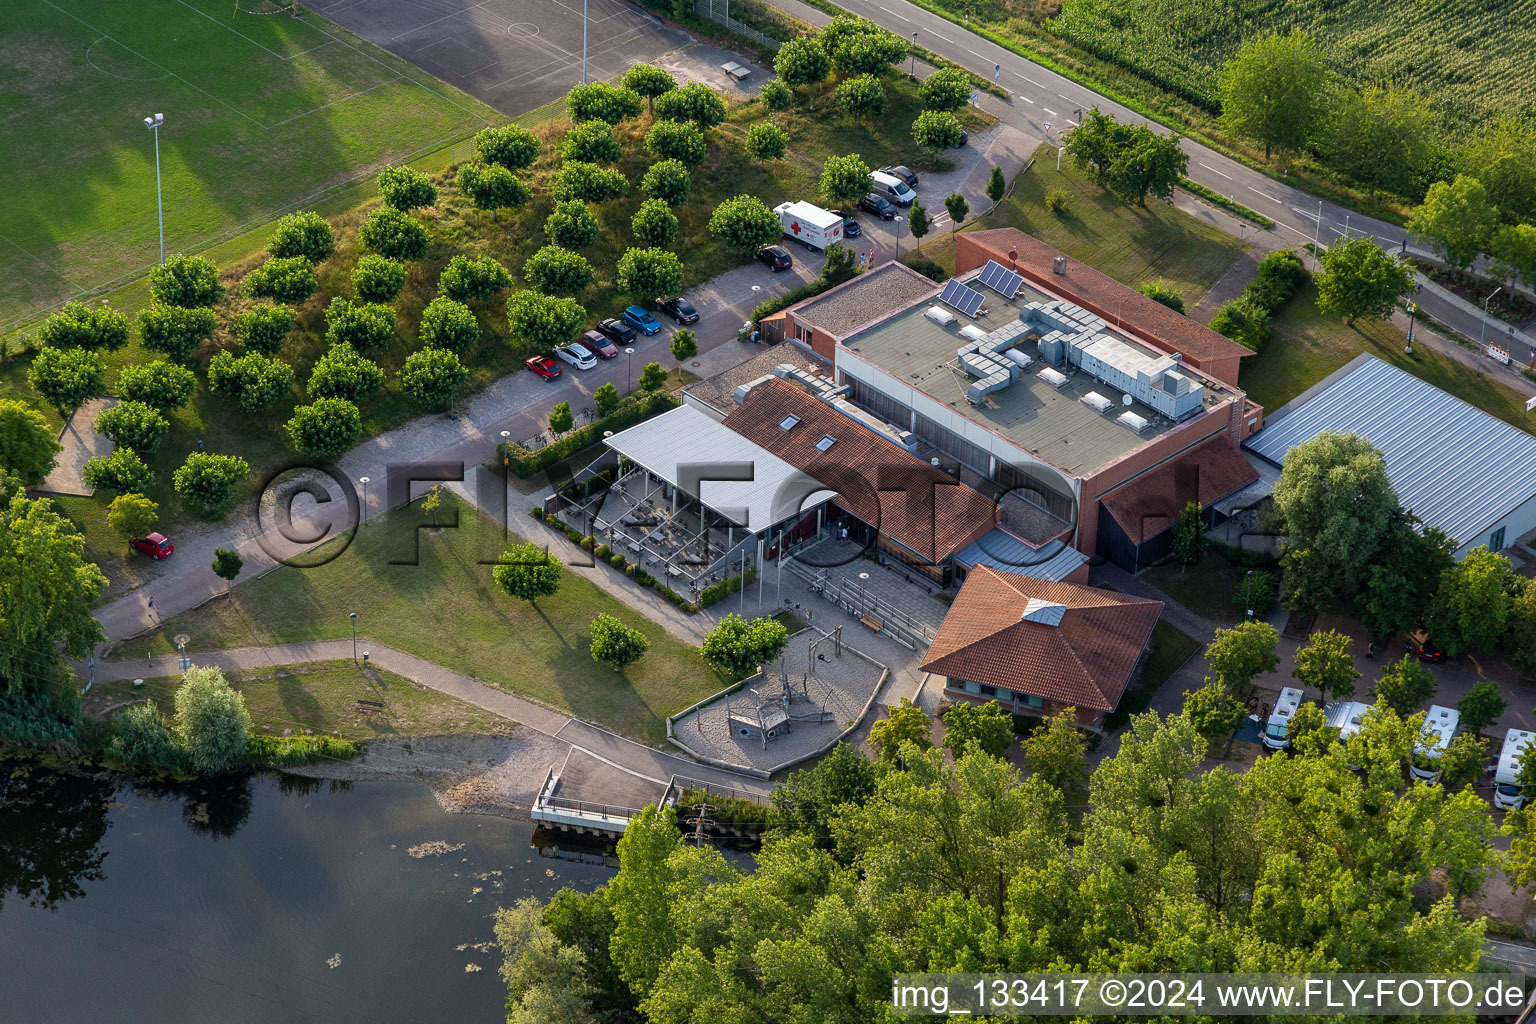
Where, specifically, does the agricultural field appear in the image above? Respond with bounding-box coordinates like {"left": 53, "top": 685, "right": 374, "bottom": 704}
{"left": 0, "top": 0, "right": 496, "bottom": 331}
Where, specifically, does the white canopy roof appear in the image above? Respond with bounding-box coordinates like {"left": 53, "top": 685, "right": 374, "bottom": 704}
{"left": 604, "top": 405, "right": 837, "bottom": 531}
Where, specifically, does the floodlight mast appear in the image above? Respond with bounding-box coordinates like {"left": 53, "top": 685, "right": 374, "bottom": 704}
{"left": 143, "top": 113, "right": 165, "bottom": 264}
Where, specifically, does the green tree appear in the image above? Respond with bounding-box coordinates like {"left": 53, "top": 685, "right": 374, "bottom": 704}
{"left": 986, "top": 165, "right": 1006, "bottom": 203}
{"left": 173, "top": 665, "right": 251, "bottom": 774}
{"left": 639, "top": 161, "right": 691, "bottom": 207}
{"left": 523, "top": 245, "right": 595, "bottom": 296}
{"left": 456, "top": 163, "right": 530, "bottom": 211}
{"left": 773, "top": 36, "right": 831, "bottom": 90}
{"left": 1408, "top": 175, "right": 1498, "bottom": 272}
{"left": 267, "top": 210, "right": 335, "bottom": 263}
{"left": 1217, "top": 29, "right": 1330, "bottom": 159}
{"left": 631, "top": 199, "right": 679, "bottom": 247}
{"left": 1425, "top": 546, "right": 1512, "bottom": 657}
{"left": 551, "top": 161, "right": 629, "bottom": 204}
{"left": 0, "top": 492, "right": 107, "bottom": 693}
{"left": 708, "top": 195, "right": 782, "bottom": 255}
{"left": 744, "top": 119, "right": 788, "bottom": 164}
{"left": 1205, "top": 620, "right": 1279, "bottom": 691}
{"left": 418, "top": 296, "right": 480, "bottom": 353}
{"left": 324, "top": 297, "right": 396, "bottom": 350}
{"left": 1315, "top": 235, "right": 1416, "bottom": 325}
{"left": 669, "top": 329, "right": 697, "bottom": 362}
{"left": 1489, "top": 223, "right": 1536, "bottom": 292}
{"left": 306, "top": 341, "right": 384, "bottom": 403}
{"left": 421, "top": 484, "right": 442, "bottom": 526}
{"left": 352, "top": 254, "right": 407, "bottom": 303}
{"left": 27, "top": 346, "right": 104, "bottom": 415}
{"left": 82, "top": 447, "right": 153, "bottom": 496}
{"left": 593, "top": 382, "right": 621, "bottom": 417}
{"left": 136, "top": 304, "right": 217, "bottom": 363}
{"left": 1357, "top": 513, "right": 1453, "bottom": 639}
{"left": 820, "top": 153, "right": 873, "bottom": 210}
{"left": 908, "top": 200, "right": 930, "bottom": 248}
{"left": 1021, "top": 708, "right": 1089, "bottom": 803}
{"left": 943, "top": 192, "right": 969, "bottom": 237}
{"left": 106, "top": 492, "right": 158, "bottom": 540}
{"left": 1506, "top": 576, "right": 1536, "bottom": 677}
{"left": 544, "top": 200, "right": 603, "bottom": 249}
{"left": 912, "top": 110, "right": 964, "bottom": 162}
{"left": 1285, "top": 701, "right": 1338, "bottom": 757}
{"left": 211, "top": 547, "right": 243, "bottom": 591}
{"left": 653, "top": 82, "right": 727, "bottom": 130}
{"left": 835, "top": 74, "right": 887, "bottom": 126}
{"left": 1322, "top": 85, "right": 1435, "bottom": 199}
{"left": 561, "top": 120, "right": 622, "bottom": 164}
{"left": 1107, "top": 127, "right": 1187, "bottom": 207}
{"left": 567, "top": 82, "right": 644, "bottom": 124}
{"left": 941, "top": 699, "right": 1013, "bottom": 758}
{"left": 1371, "top": 654, "right": 1437, "bottom": 716}
{"left": 1436, "top": 732, "right": 1490, "bottom": 791}
{"left": 0, "top": 399, "right": 61, "bottom": 485}
{"left": 1292, "top": 629, "right": 1360, "bottom": 700}
{"left": 149, "top": 253, "right": 224, "bottom": 308}
{"left": 439, "top": 254, "right": 512, "bottom": 303}
{"left": 1066, "top": 106, "right": 1121, "bottom": 185}
{"left": 1140, "top": 279, "right": 1185, "bottom": 313}
{"left": 230, "top": 303, "right": 296, "bottom": 355}
{"left": 1210, "top": 295, "right": 1271, "bottom": 352}
{"left": 245, "top": 255, "right": 319, "bottom": 303}
{"left": 1456, "top": 680, "right": 1507, "bottom": 738}
{"left": 617, "top": 248, "right": 683, "bottom": 299}
{"left": 358, "top": 207, "right": 430, "bottom": 261}
{"left": 590, "top": 613, "right": 651, "bottom": 672}
{"left": 643, "top": 120, "right": 707, "bottom": 168}
{"left": 549, "top": 401, "right": 574, "bottom": 434}
{"left": 830, "top": 31, "right": 906, "bottom": 78}
{"left": 622, "top": 64, "right": 677, "bottom": 116}
{"left": 493, "top": 542, "right": 564, "bottom": 603}
{"left": 1459, "top": 119, "right": 1536, "bottom": 226}
{"left": 700, "top": 614, "right": 789, "bottom": 675}
{"left": 770, "top": 741, "right": 878, "bottom": 845}
{"left": 639, "top": 362, "right": 667, "bottom": 392}
{"left": 505, "top": 291, "right": 587, "bottom": 355}
{"left": 1184, "top": 679, "right": 1245, "bottom": 742}
{"left": 116, "top": 360, "right": 196, "bottom": 411}
{"left": 870, "top": 697, "right": 932, "bottom": 762}
{"left": 173, "top": 452, "right": 249, "bottom": 516}
{"left": 475, "top": 123, "right": 540, "bottom": 171}
{"left": 38, "top": 301, "right": 132, "bottom": 351}
{"left": 94, "top": 400, "right": 170, "bottom": 452}
{"left": 285, "top": 397, "right": 363, "bottom": 456}
{"left": 207, "top": 350, "right": 295, "bottom": 412}
{"left": 400, "top": 347, "right": 468, "bottom": 411}
{"left": 919, "top": 67, "right": 970, "bottom": 112}
{"left": 1172, "top": 500, "right": 1203, "bottom": 565}
{"left": 760, "top": 78, "right": 794, "bottom": 112}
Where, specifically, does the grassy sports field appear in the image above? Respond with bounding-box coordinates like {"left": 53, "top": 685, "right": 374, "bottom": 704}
{"left": 0, "top": 0, "right": 496, "bottom": 330}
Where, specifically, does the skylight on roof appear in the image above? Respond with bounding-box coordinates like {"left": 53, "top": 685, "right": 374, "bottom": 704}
{"left": 1020, "top": 598, "right": 1066, "bottom": 626}
{"left": 780, "top": 415, "right": 800, "bottom": 430}
{"left": 815, "top": 435, "right": 836, "bottom": 452}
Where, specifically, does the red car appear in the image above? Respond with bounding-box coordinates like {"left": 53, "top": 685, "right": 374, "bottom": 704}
{"left": 131, "top": 532, "right": 174, "bottom": 559}
{"left": 525, "top": 355, "right": 562, "bottom": 380}
{"left": 581, "top": 329, "right": 619, "bottom": 359}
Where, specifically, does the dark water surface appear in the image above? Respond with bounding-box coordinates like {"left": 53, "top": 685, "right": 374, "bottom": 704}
{"left": 0, "top": 760, "right": 615, "bottom": 1024}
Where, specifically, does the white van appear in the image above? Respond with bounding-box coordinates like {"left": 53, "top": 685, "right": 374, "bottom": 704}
{"left": 1410, "top": 705, "right": 1460, "bottom": 782}
{"left": 1494, "top": 728, "right": 1536, "bottom": 810}
{"left": 868, "top": 169, "right": 916, "bottom": 206}
{"left": 1324, "top": 700, "right": 1371, "bottom": 744}
{"left": 1262, "top": 687, "right": 1304, "bottom": 751}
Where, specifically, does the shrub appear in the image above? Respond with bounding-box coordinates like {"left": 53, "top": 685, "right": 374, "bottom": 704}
{"left": 899, "top": 253, "right": 947, "bottom": 282}
{"left": 377, "top": 165, "right": 438, "bottom": 210}
{"left": 1139, "top": 279, "right": 1185, "bottom": 313}
{"left": 268, "top": 210, "right": 335, "bottom": 263}
{"left": 760, "top": 78, "right": 793, "bottom": 111}
{"left": 285, "top": 397, "right": 362, "bottom": 456}
{"left": 1248, "top": 248, "right": 1310, "bottom": 314}
{"left": 207, "top": 350, "right": 295, "bottom": 412}
{"left": 580, "top": 535, "right": 595, "bottom": 550}
{"left": 28, "top": 345, "right": 105, "bottom": 414}
{"left": 230, "top": 303, "right": 296, "bottom": 355}
{"left": 1210, "top": 295, "right": 1271, "bottom": 352}
{"left": 561, "top": 119, "right": 622, "bottom": 164}
{"left": 174, "top": 665, "right": 251, "bottom": 773}
{"left": 645, "top": 119, "right": 707, "bottom": 167}
{"left": 1233, "top": 568, "right": 1279, "bottom": 618}
{"left": 544, "top": 200, "right": 602, "bottom": 248}
{"left": 400, "top": 347, "right": 467, "bottom": 411}
{"left": 106, "top": 492, "right": 158, "bottom": 539}
{"left": 352, "top": 254, "right": 408, "bottom": 303}
{"left": 106, "top": 701, "right": 186, "bottom": 772}
{"left": 439, "top": 254, "right": 511, "bottom": 303}
{"left": 148, "top": 254, "right": 223, "bottom": 308}
{"left": 245, "top": 256, "right": 318, "bottom": 303}
{"left": 359, "top": 207, "right": 430, "bottom": 261}
{"left": 700, "top": 567, "right": 757, "bottom": 607}
{"left": 550, "top": 161, "right": 628, "bottom": 203}
{"left": 306, "top": 341, "right": 385, "bottom": 403}
{"left": 173, "top": 452, "right": 250, "bottom": 515}
{"left": 523, "top": 244, "right": 595, "bottom": 296}
{"left": 324, "top": 297, "right": 396, "bottom": 350}
{"left": 136, "top": 303, "right": 217, "bottom": 362}
{"left": 418, "top": 296, "right": 480, "bottom": 353}
{"left": 83, "top": 447, "right": 153, "bottom": 495}
{"left": 609, "top": 552, "right": 626, "bottom": 568}
{"left": 38, "top": 301, "right": 132, "bottom": 351}
{"left": 631, "top": 198, "right": 679, "bottom": 247}
{"left": 640, "top": 160, "right": 691, "bottom": 206}
{"left": 248, "top": 733, "right": 361, "bottom": 767}
{"left": 116, "top": 360, "right": 196, "bottom": 411}
{"left": 1044, "top": 188, "right": 1071, "bottom": 214}
{"left": 594, "top": 543, "right": 611, "bottom": 560}
{"left": 0, "top": 689, "right": 80, "bottom": 749}
{"left": 94, "top": 400, "right": 169, "bottom": 453}
{"left": 475, "top": 123, "right": 540, "bottom": 171}
{"left": 456, "top": 163, "right": 530, "bottom": 210}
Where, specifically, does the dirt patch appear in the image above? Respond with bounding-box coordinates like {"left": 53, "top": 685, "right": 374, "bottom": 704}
{"left": 39, "top": 397, "right": 116, "bottom": 497}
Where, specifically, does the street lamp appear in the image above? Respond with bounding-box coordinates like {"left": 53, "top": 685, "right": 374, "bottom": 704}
{"left": 143, "top": 113, "right": 165, "bottom": 265}
{"left": 1405, "top": 301, "right": 1417, "bottom": 355}
{"left": 349, "top": 611, "right": 358, "bottom": 663}
{"left": 1244, "top": 570, "right": 1254, "bottom": 620}
{"left": 1479, "top": 286, "right": 1503, "bottom": 351}
{"left": 359, "top": 475, "right": 370, "bottom": 525}
{"left": 582, "top": 0, "right": 588, "bottom": 84}
{"left": 895, "top": 214, "right": 905, "bottom": 254}
{"left": 625, "top": 346, "right": 636, "bottom": 392}
{"left": 909, "top": 32, "right": 918, "bottom": 79}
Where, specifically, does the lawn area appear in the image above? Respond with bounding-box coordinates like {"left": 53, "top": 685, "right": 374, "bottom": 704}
{"left": 1142, "top": 557, "right": 1245, "bottom": 626}
{"left": 112, "top": 492, "right": 734, "bottom": 744}
{"left": 1104, "top": 618, "right": 1200, "bottom": 731}
{"left": 85, "top": 660, "right": 514, "bottom": 741}
{"left": 1239, "top": 284, "right": 1536, "bottom": 434}
{"left": 913, "top": 142, "right": 1242, "bottom": 307}
{"left": 0, "top": 0, "right": 497, "bottom": 329}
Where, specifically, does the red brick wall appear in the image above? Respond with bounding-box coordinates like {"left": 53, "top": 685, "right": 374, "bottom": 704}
{"left": 787, "top": 314, "right": 838, "bottom": 360}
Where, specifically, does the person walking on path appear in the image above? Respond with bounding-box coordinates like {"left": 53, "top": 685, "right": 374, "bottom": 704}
{"left": 1367, "top": 640, "right": 1375, "bottom": 660}
{"left": 146, "top": 594, "right": 157, "bottom": 620}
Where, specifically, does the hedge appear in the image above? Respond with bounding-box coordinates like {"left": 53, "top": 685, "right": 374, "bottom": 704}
{"left": 700, "top": 566, "right": 757, "bottom": 607}
{"left": 1211, "top": 249, "right": 1309, "bottom": 353}
{"left": 499, "top": 390, "right": 679, "bottom": 477}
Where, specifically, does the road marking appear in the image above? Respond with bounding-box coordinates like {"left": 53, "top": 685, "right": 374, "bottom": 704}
{"left": 1066, "top": 119, "right": 1078, "bottom": 126}
{"left": 1291, "top": 206, "right": 1320, "bottom": 221}
{"left": 1042, "top": 107, "right": 1058, "bottom": 116}
{"left": 1015, "top": 94, "right": 1034, "bottom": 104}
{"left": 1016, "top": 73, "right": 1044, "bottom": 88}
{"left": 931, "top": 33, "right": 953, "bottom": 43}
{"left": 967, "top": 48, "right": 987, "bottom": 59}
{"left": 1247, "top": 186, "right": 1284, "bottom": 204}
{"left": 1277, "top": 222, "right": 1311, "bottom": 241}
{"left": 1197, "top": 161, "right": 1232, "bottom": 181}
{"left": 889, "top": 7, "right": 911, "bottom": 19}
{"left": 1057, "top": 93, "right": 1073, "bottom": 102}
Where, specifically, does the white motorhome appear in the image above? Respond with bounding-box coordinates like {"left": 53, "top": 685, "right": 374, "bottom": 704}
{"left": 1494, "top": 728, "right": 1536, "bottom": 810}
{"left": 1262, "top": 687, "right": 1304, "bottom": 751}
{"left": 1410, "top": 705, "right": 1460, "bottom": 782}
{"left": 773, "top": 201, "right": 844, "bottom": 252}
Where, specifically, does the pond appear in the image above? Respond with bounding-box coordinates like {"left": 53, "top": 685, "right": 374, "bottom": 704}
{"left": 0, "top": 759, "right": 616, "bottom": 1024}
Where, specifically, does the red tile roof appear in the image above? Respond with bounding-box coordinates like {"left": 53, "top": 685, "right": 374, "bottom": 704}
{"left": 722, "top": 377, "right": 997, "bottom": 563}
{"left": 1100, "top": 438, "right": 1259, "bottom": 544}
{"left": 960, "top": 229, "right": 1253, "bottom": 377}
{"left": 921, "top": 567, "right": 1163, "bottom": 712}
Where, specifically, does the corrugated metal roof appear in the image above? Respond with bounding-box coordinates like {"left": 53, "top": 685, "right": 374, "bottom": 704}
{"left": 604, "top": 405, "right": 836, "bottom": 531}
{"left": 1244, "top": 356, "right": 1536, "bottom": 547}
{"left": 953, "top": 528, "right": 1087, "bottom": 581}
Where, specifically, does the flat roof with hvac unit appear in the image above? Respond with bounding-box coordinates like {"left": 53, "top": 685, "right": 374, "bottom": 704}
{"left": 977, "top": 259, "right": 1025, "bottom": 299}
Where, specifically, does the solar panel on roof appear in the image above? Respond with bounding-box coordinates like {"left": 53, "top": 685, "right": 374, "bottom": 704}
{"left": 977, "top": 260, "right": 1023, "bottom": 299}
{"left": 939, "top": 278, "right": 985, "bottom": 318}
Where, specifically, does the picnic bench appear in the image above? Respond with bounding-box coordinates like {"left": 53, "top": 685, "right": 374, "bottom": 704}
{"left": 355, "top": 699, "right": 385, "bottom": 713}
{"left": 859, "top": 614, "right": 884, "bottom": 633}
{"left": 720, "top": 61, "right": 751, "bottom": 81}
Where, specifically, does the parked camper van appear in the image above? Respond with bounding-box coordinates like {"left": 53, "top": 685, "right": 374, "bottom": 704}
{"left": 1324, "top": 700, "right": 1371, "bottom": 744}
{"left": 1494, "top": 728, "right": 1536, "bottom": 810}
{"left": 1262, "top": 687, "right": 1304, "bottom": 751}
{"left": 868, "top": 169, "right": 915, "bottom": 206}
{"left": 1410, "top": 705, "right": 1460, "bottom": 782}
